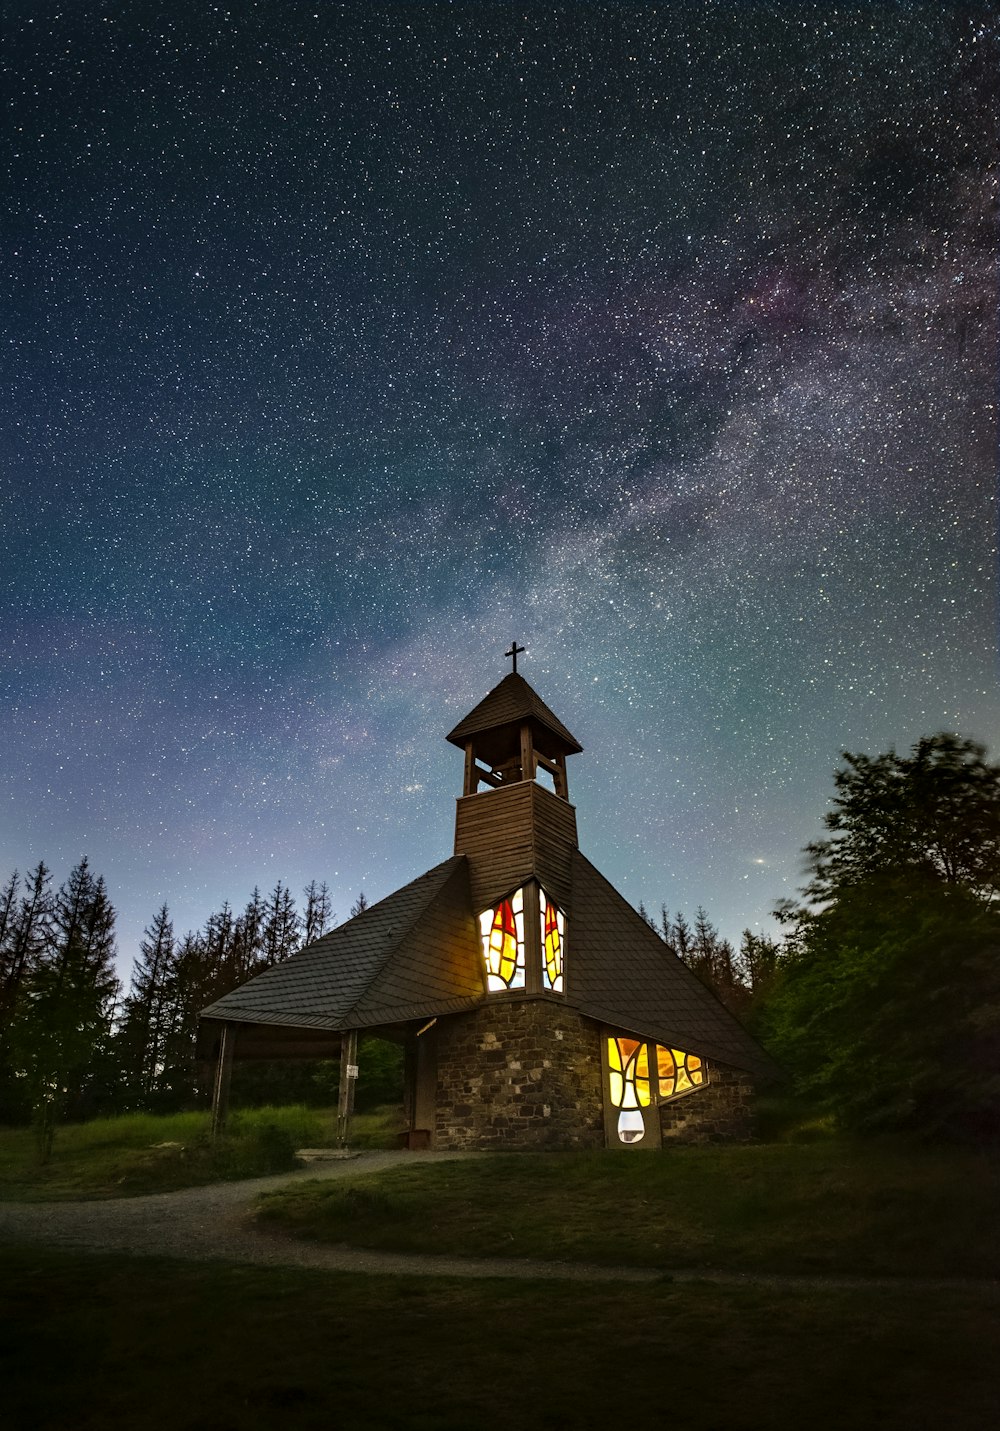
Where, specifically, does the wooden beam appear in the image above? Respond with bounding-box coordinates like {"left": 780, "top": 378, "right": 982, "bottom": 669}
{"left": 336, "top": 1028, "right": 359, "bottom": 1147}
{"left": 230, "top": 1039, "right": 343, "bottom": 1061}
{"left": 520, "top": 722, "right": 535, "bottom": 783}
{"left": 523, "top": 877, "right": 543, "bottom": 994}
{"left": 210, "top": 1023, "right": 236, "bottom": 1139}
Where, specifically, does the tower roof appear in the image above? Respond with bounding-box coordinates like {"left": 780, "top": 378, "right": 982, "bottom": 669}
{"left": 446, "top": 672, "right": 582, "bottom": 755}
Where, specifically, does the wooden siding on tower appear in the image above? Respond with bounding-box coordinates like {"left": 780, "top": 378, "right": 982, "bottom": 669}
{"left": 454, "top": 781, "right": 578, "bottom": 911}
{"left": 531, "top": 783, "right": 578, "bottom": 907}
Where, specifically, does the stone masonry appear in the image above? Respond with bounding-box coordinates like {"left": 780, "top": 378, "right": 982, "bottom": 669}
{"left": 434, "top": 999, "right": 606, "bottom": 1150}
{"left": 658, "top": 1059, "right": 755, "bottom": 1143}
{"left": 433, "top": 1000, "right": 756, "bottom": 1150}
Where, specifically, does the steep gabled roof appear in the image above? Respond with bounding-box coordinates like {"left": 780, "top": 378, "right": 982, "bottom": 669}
{"left": 446, "top": 673, "right": 582, "bottom": 754}
{"left": 201, "top": 857, "right": 484, "bottom": 1033}
{"left": 567, "top": 852, "right": 779, "bottom": 1081}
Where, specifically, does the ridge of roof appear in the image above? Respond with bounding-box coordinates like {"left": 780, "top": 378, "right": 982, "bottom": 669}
{"left": 446, "top": 672, "right": 582, "bottom": 753}
{"left": 200, "top": 856, "right": 470, "bottom": 1030}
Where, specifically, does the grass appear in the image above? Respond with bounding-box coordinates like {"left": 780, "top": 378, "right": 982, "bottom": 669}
{"left": 1, "top": 1246, "right": 998, "bottom": 1431}
{"left": 0, "top": 1105, "right": 405, "bottom": 1201}
{"left": 255, "top": 1139, "right": 1000, "bottom": 1279}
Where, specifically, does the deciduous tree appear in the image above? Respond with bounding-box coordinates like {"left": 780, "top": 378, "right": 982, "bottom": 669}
{"left": 763, "top": 733, "right": 1000, "bottom": 1138}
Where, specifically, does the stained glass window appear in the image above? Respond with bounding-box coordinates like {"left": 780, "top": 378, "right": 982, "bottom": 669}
{"left": 539, "top": 889, "right": 564, "bottom": 992}
{"left": 478, "top": 888, "right": 526, "bottom": 991}
{"left": 656, "top": 1045, "right": 705, "bottom": 1099}
{"left": 607, "top": 1037, "right": 650, "bottom": 1143}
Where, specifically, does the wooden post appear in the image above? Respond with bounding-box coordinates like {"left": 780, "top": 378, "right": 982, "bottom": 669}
{"left": 463, "top": 741, "right": 476, "bottom": 796}
{"left": 554, "top": 753, "right": 568, "bottom": 800}
{"left": 210, "top": 1023, "right": 235, "bottom": 1139}
{"left": 336, "top": 1028, "right": 359, "bottom": 1147}
{"left": 520, "top": 722, "right": 535, "bottom": 784}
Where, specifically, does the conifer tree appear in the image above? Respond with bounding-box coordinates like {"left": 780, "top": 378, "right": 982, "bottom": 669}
{"left": 9, "top": 858, "right": 119, "bottom": 1156}
{"left": 117, "top": 904, "right": 176, "bottom": 1107}
{"left": 261, "top": 881, "right": 300, "bottom": 968}
{"left": 0, "top": 863, "right": 52, "bottom": 1029}
{"left": 156, "top": 929, "right": 209, "bottom": 1108}
{"left": 0, "top": 864, "right": 54, "bottom": 1120}
{"left": 303, "top": 880, "right": 333, "bottom": 944}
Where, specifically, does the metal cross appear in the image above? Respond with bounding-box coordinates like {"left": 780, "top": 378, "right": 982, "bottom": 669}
{"left": 505, "top": 641, "right": 525, "bottom": 674}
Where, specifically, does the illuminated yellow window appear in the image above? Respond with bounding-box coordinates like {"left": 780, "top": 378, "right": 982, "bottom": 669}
{"left": 539, "top": 889, "right": 565, "bottom": 993}
{"left": 656, "top": 1046, "right": 705, "bottom": 1100}
{"left": 478, "top": 888, "right": 526, "bottom": 991}
{"left": 607, "top": 1036, "right": 650, "bottom": 1143}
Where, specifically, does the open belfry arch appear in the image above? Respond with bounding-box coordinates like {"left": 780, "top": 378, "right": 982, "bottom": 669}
{"left": 200, "top": 652, "right": 776, "bottom": 1148}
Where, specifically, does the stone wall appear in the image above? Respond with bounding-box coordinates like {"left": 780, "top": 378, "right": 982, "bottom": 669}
{"left": 434, "top": 999, "right": 605, "bottom": 1150}
{"left": 657, "top": 1059, "right": 755, "bottom": 1143}
{"left": 432, "top": 1001, "right": 756, "bottom": 1149}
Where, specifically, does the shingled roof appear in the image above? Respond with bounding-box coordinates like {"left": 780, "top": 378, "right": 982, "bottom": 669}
{"left": 446, "top": 673, "right": 582, "bottom": 754}
{"left": 567, "top": 853, "right": 779, "bottom": 1082}
{"left": 201, "top": 857, "right": 484, "bottom": 1033}
{"left": 201, "top": 845, "right": 775, "bottom": 1080}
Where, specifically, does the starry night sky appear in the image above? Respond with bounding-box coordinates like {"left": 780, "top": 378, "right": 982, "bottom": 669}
{"left": 4, "top": 3, "right": 997, "bottom": 979}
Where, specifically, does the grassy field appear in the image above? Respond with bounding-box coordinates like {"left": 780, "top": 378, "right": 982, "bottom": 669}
{"left": 255, "top": 1139, "right": 1000, "bottom": 1279}
{"left": 3, "top": 1113, "right": 999, "bottom": 1427}
{"left": 2, "top": 1246, "right": 997, "bottom": 1431}
{"left": 0, "top": 1105, "right": 406, "bottom": 1200}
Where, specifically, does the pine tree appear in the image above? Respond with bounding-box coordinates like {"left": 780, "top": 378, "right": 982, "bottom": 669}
{"left": 9, "top": 859, "right": 119, "bottom": 1157}
{"left": 0, "top": 863, "right": 52, "bottom": 1029}
{"left": 303, "top": 880, "right": 333, "bottom": 944}
{"left": 261, "top": 881, "right": 300, "bottom": 968}
{"left": 235, "top": 887, "right": 266, "bottom": 982}
{"left": 156, "top": 929, "right": 209, "bottom": 1108}
{"left": 737, "top": 930, "right": 781, "bottom": 1001}
{"left": 669, "top": 910, "right": 692, "bottom": 962}
{"left": 350, "top": 891, "right": 369, "bottom": 919}
{"left": 687, "top": 906, "right": 745, "bottom": 1015}
{"left": 117, "top": 904, "right": 175, "bottom": 1107}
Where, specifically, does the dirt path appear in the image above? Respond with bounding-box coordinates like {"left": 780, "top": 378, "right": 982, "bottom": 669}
{"left": 0, "top": 1150, "right": 996, "bottom": 1292}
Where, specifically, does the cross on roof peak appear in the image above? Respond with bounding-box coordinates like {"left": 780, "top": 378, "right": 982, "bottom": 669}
{"left": 504, "top": 640, "right": 526, "bottom": 675}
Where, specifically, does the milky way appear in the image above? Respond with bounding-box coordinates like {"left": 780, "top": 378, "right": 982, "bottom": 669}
{"left": 3, "top": 3, "right": 997, "bottom": 975}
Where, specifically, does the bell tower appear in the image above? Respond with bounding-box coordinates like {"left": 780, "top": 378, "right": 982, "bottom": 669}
{"left": 446, "top": 650, "right": 583, "bottom": 953}
{"left": 446, "top": 646, "right": 582, "bottom": 801}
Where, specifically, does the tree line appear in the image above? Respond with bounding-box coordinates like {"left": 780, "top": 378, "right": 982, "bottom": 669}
{"left": 4, "top": 730, "right": 998, "bottom": 1145}
{"left": 0, "top": 865, "right": 350, "bottom": 1146}
{"left": 636, "top": 902, "right": 780, "bottom": 1023}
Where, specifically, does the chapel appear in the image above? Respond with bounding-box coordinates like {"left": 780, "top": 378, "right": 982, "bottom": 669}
{"left": 200, "top": 656, "right": 775, "bottom": 1149}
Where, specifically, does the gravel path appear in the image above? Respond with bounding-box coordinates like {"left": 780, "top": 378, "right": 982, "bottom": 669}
{"left": 0, "top": 1152, "right": 658, "bottom": 1284}
{"left": 1, "top": 1151, "right": 996, "bottom": 1292}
